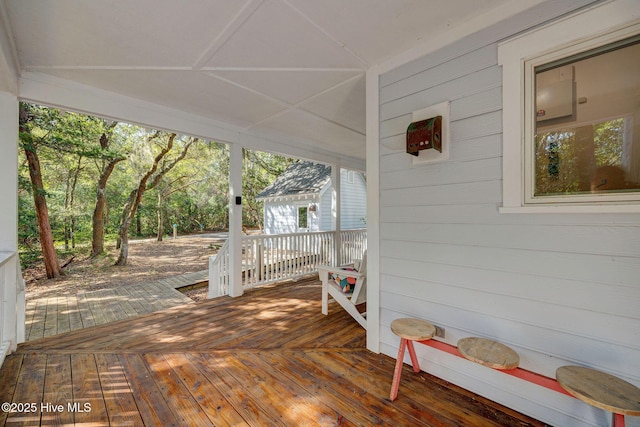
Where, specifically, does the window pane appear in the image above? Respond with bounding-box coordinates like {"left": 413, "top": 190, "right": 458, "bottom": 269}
{"left": 534, "top": 36, "right": 640, "bottom": 198}
{"left": 298, "top": 207, "right": 307, "bottom": 228}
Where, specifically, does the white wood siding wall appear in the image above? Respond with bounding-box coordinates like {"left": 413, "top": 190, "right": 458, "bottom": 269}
{"left": 340, "top": 170, "right": 367, "bottom": 230}
{"left": 263, "top": 202, "right": 298, "bottom": 234}
{"left": 319, "top": 189, "right": 333, "bottom": 231}
{"left": 378, "top": 16, "right": 640, "bottom": 427}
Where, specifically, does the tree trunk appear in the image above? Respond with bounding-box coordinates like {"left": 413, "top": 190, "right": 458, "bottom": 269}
{"left": 20, "top": 104, "right": 63, "bottom": 279}
{"left": 115, "top": 190, "right": 138, "bottom": 266}
{"left": 115, "top": 133, "right": 195, "bottom": 266}
{"left": 91, "top": 128, "right": 124, "bottom": 257}
{"left": 157, "top": 191, "right": 164, "bottom": 242}
{"left": 23, "top": 145, "right": 63, "bottom": 279}
{"left": 136, "top": 210, "right": 142, "bottom": 236}
{"left": 69, "top": 157, "right": 82, "bottom": 250}
{"left": 64, "top": 224, "right": 70, "bottom": 251}
{"left": 115, "top": 135, "right": 175, "bottom": 266}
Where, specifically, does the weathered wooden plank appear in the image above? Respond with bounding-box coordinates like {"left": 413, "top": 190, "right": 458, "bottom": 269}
{"left": 354, "top": 349, "right": 546, "bottom": 427}
{"left": 118, "top": 353, "right": 180, "bottom": 426}
{"left": 43, "top": 297, "right": 60, "bottom": 338}
{"left": 117, "top": 285, "right": 155, "bottom": 315}
{"left": 27, "top": 298, "right": 47, "bottom": 341}
{"left": 0, "top": 354, "right": 24, "bottom": 425}
{"left": 101, "top": 290, "right": 127, "bottom": 323}
{"left": 18, "top": 279, "right": 359, "bottom": 353}
{"left": 70, "top": 354, "right": 109, "bottom": 426}
{"left": 162, "top": 353, "right": 249, "bottom": 426}
{"left": 318, "top": 350, "right": 505, "bottom": 427}
{"left": 143, "top": 353, "right": 215, "bottom": 426}
{"left": 19, "top": 304, "right": 213, "bottom": 352}
{"left": 135, "top": 282, "right": 171, "bottom": 311}
{"left": 6, "top": 353, "right": 47, "bottom": 426}
{"left": 66, "top": 295, "right": 84, "bottom": 331}
{"left": 111, "top": 287, "right": 141, "bottom": 318}
{"left": 300, "top": 350, "right": 441, "bottom": 426}
{"left": 236, "top": 351, "right": 358, "bottom": 427}
{"left": 55, "top": 296, "right": 71, "bottom": 335}
{"left": 75, "top": 291, "right": 96, "bottom": 328}
{"left": 259, "top": 349, "right": 403, "bottom": 426}
{"left": 84, "top": 291, "right": 111, "bottom": 326}
{"left": 281, "top": 309, "right": 365, "bottom": 349}
{"left": 41, "top": 354, "right": 74, "bottom": 425}
{"left": 189, "top": 353, "right": 286, "bottom": 427}
{"left": 94, "top": 353, "right": 144, "bottom": 426}
{"left": 24, "top": 299, "right": 37, "bottom": 341}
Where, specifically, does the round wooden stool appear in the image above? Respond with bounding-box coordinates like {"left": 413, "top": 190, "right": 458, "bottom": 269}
{"left": 457, "top": 337, "right": 519, "bottom": 370}
{"left": 389, "top": 318, "right": 436, "bottom": 401}
{"left": 556, "top": 366, "right": 640, "bottom": 427}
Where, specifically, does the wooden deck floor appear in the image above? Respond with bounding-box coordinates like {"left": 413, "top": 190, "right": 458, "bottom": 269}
{"left": 2, "top": 278, "right": 547, "bottom": 426}
{"left": 25, "top": 271, "right": 207, "bottom": 341}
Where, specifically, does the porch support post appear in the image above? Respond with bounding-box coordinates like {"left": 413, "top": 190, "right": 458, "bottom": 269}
{"left": 229, "top": 141, "right": 243, "bottom": 297}
{"left": 366, "top": 65, "right": 381, "bottom": 353}
{"left": 0, "top": 91, "right": 22, "bottom": 354}
{"left": 331, "top": 162, "right": 341, "bottom": 266}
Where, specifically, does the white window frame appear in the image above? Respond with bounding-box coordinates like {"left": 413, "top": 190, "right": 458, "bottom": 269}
{"left": 498, "top": 0, "right": 640, "bottom": 213}
{"left": 297, "top": 205, "right": 308, "bottom": 230}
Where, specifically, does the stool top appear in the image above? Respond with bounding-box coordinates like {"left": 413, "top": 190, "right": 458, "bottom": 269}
{"left": 457, "top": 337, "right": 519, "bottom": 370}
{"left": 391, "top": 318, "right": 435, "bottom": 341}
{"left": 556, "top": 366, "right": 640, "bottom": 416}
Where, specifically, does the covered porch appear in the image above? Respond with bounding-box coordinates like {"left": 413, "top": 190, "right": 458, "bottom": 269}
{"left": 1, "top": 1, "right": 639, "bottom": 426}
{"left": 0, "top": 277, "right": 544, "bottom": 426}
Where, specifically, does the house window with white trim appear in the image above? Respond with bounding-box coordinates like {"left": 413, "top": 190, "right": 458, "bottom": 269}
{"left": 298, "top": 206, "right": 308, "bottom": 229}
{"left": 527, "top": 35, "right": 640, "bottom": 204}
{"left": 499, "top": 6, "right": 640, "bottom": 213}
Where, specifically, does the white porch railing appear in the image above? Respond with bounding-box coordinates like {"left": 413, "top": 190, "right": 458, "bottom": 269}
{"left": 338, "top": 228, "right": 368, "bottom": 266}
{"left": 0, "top": 252, "right": 22, "bottom": 368}
{"left": 209, "top": 229, "right": 366, "bottom": 298}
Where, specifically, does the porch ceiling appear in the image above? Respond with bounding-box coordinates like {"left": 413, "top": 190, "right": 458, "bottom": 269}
{"left": 1, "top": 0, "right": 515, "bottom": 161}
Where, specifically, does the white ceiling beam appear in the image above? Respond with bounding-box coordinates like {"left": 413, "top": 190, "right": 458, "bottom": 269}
{"left": 246, "top": 73, "right": 365, "bottom": 133}
{"left": 204, "top": 71, "right": 291, "bottom": 109}
{"left": 281, "top": 0, "right": 369, "bottom": 68}
{"left": 193, "top": 0, "right": 265, "bottom": 69}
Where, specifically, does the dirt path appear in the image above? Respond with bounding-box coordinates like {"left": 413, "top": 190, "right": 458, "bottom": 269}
{"left": 25, "top": 234, "right": 226, "bottom": 300}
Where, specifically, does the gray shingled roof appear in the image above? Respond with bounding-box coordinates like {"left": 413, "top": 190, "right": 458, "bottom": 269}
{"left": 256, "top": 161, "right": 331, "bottom": 199}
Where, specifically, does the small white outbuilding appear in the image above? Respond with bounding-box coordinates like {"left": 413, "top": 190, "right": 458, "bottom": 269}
{"left": 256, "top": 161, "right": 366, "bottom": 234}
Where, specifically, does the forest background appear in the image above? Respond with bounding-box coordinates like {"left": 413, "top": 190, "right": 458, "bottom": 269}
{"left": 19, "top": 102, "right": 293, "bottom": 280}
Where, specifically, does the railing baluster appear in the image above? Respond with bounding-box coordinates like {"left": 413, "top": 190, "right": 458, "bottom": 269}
{"left": 208, "top": 229, "right": 366, "bottom": 297}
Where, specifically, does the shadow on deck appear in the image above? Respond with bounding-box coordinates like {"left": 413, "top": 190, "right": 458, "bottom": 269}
{"left": 1, "top": 278, "right": 547, "bottom": 426}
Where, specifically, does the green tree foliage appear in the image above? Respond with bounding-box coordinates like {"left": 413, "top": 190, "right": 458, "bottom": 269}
{"left": 242, "top": 149, "right": 292, "bottom": 229}
{"left": 18, "top": 104, "right": 294, "bottom": 271}
{"left": 534, "top": 118, "right": 627, "bottom": 196}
